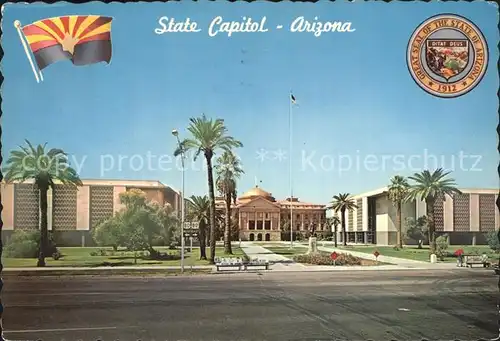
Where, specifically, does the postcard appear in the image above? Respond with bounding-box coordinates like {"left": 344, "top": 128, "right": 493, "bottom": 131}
{"left": 0, "top": 2, "right": 498, "bottom": 341}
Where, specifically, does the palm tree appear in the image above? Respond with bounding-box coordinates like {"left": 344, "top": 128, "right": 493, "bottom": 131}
{"left": 329, "top": 193, "right": 358, "bottom": 246}
{"left": 327, "top": 216, "right": 341, "bottom": 247}
{"left": 407, "top": 169, "right": 461, "bottom": 254}
{"left": 388, "top": 175, "right": 410, "bottom": 249}
{"left": 186, "top": 195, "right": 210, "bottom": 260}
{"left": 215, "top": 150, "right": 244, "bottom": 254}
{"left": 4, "top": 140, "right": 82, "bottom": 267}
{"left": 174, "top": 115, "right": 242, "bottom": 264}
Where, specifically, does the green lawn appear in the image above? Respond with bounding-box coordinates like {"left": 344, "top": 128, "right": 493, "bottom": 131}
{"left": 338, "top": 245, "right": 498, "bottom": 262}
{"left": 2, "top": 246, "right": 245, "bottom": 268}
{"left": 265, "top": 246, "right": 325, "bottom": 258}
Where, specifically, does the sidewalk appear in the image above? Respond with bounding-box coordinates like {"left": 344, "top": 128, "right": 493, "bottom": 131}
{"left": 3, "top": 265, "right": 214, "bottom": 271}
{"left": 240, "top": 242, "right": 306, "bottom": 271}
{"left": 2, "top": 265, "right": 214, "bottom": 276}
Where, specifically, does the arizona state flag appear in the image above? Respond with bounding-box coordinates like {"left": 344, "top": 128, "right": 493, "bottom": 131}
{"left": 20, "top": 15, "right": 113, "bottom": 71}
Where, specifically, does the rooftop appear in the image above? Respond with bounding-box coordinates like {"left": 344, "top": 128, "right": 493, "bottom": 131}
{"left": 214, "top": 185, "right": 325, "bottom": 209}
{"left": 353, "top": 187, "right": 499, "bottom": 199}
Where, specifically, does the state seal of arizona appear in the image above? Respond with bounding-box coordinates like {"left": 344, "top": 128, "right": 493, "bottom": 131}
{"left": 407, "top": 14, "right": 488, "bottom": 98}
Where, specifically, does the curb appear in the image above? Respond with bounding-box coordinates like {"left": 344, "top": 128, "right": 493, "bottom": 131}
{"left": 1, "top": 266, "right": 483, "bottom": 277}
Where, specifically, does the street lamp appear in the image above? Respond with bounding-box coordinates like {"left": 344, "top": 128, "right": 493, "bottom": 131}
{"left": 172, "top": 129, "right": 185, "bottom": 273}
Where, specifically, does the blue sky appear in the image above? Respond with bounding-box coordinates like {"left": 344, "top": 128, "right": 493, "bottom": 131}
{"left": 1, "top": 2, "right": 498, "bottom": 204}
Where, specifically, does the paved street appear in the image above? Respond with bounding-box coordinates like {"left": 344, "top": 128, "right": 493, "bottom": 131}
{"left": 2, "top": 269, "right": 498, "bottom": 341}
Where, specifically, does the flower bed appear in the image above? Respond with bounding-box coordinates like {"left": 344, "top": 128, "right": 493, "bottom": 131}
{"left": 293, "top": 252, "right": 380, "bottom": 266}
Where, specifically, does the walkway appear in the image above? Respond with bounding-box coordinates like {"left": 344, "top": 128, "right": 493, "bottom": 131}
{"left": 239, "top": 242, "right": 306, "bottom": 271}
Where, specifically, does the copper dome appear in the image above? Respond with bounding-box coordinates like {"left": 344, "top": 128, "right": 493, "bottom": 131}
{"left": 239, "top": 186, "right": 275, "bottom": 202}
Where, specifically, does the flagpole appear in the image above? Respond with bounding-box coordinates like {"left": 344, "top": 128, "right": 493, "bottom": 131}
{"left": 289, "top": 90, "right": 293, "bottom": 248}
{"left": 14, "top": 20, "right": 40, "bottom": 83}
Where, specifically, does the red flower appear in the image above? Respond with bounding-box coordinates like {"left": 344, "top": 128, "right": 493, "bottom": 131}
{"left": 454, "top": 249, "right": 464, "bottom": 256}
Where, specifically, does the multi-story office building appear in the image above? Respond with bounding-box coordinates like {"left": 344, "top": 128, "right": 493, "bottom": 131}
{"left": 1, "top": 179, "right": 182, "bottom": 246}
{"left": 335, "top": 187, "right": 499, "bottom": 245}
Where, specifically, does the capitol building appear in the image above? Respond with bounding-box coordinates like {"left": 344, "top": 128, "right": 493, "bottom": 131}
{"left": 216, "top": 186, "right": 328, "bottom": 242}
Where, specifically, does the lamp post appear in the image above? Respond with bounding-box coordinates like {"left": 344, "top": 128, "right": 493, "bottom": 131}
{"left": 172, "top": 129, "right": 185, "bottom": 273}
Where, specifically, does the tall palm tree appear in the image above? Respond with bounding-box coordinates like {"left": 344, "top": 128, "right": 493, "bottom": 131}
{"left": 388, "top": 175, "right": 410, "bottom": 249}
{"left": 327, "top": 216, "right": 341, "bottom": 247}
{"left": 407, "top": 169, "right": 461, "bottom": 254}
{"left": 186, "top": 195, "right": 210, "bottom": 260}
{"left": 4, "top": 140, "right": 82, "bottom": 267}
{"left": 174, "top": 115, "right": 242, "bottom": 264}
{"left": 215, "top": 150, "right": 244, "bottom": 254}
{"left": 329, "top": 193, "right": 357, "bottom": 246}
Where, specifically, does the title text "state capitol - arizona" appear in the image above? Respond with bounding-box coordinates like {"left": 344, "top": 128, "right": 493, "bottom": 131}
{"left": 154, "top": 16, "right": 356, "bottom": 37}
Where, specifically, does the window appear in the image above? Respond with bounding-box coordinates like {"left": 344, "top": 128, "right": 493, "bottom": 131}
{"left": 265, "top": 213, "right": 269, "bottom": 219}
{"left": 264, "top": 221, "right": 271, "bottom": 230}
{"left": 256, "top": 221, "right": 263, "bottom": 230}
{"left": 248, "top": 220, "right": 255, "bottom": 230}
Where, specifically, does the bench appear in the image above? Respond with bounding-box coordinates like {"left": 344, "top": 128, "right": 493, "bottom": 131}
{"left": 465, "top": 255, "right": 491, "bottom": 268}
{"left": 243, "top": 260, "right": 270, "bottom": 271}
{"left": 215, "top": 258, "right": 270, "bottom": 271}
{"left": 215, "top": 257, "right": 244, "bottom": 272}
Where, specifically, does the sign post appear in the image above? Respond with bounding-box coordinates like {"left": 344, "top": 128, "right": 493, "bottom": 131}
{"left": 182, "top": 222, "right": 199, "bottom": 271}
{"left": 373, "top": 250, "right": 380, "bottom": 265}
{"left": 183, "top": 221, "right": 199, "bottom": 240}
{"left": 330, "top": 251, "right": 338, "bottom": 266}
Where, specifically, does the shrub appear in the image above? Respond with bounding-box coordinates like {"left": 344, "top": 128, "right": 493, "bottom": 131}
{"left": 293, "top": 252, "right": 363, "bottom": 266}
{"left": 486, "top": 231, "right": 500, "bottom": 252}
{"left": 52, "top": 251, "right": 62, "bottom": 260}
{"left": 322, "top": 231, "right": 333, "bottom": 241}
{"left": 144, "top": 252, "right": 180, "bottom": 261}
{"left": 4, "top": 231, "right": 38, "bottom": 258}
{"left": 435, "top": 234, "right": 450, "bottom": 260}
{"left": 4, "top": 230, "right": 58, "bottom": 258}
{"left": 89, "top": 248, "right": 109, "bottom": 257}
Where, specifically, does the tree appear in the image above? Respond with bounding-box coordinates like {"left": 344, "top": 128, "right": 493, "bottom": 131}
{"left": 388, "top": 175, "right": 410, "bottom": 249}
{"left": 327, "top": 216, "right": 341, "bottom": 247}
{"left": 4, "top": 140, "right": 82, "bottom": 267}
{"left": 156, "top": 202, "right": 178, "bottom": 246}
{"left": 174, "top": 115, "right": 242, "bottom": 264}
{"left": 92, "top": 218, "right": 122, "bottom": 251}
{"left": 187, "top": 195, "right": 210, "bottom": 260}
{"left": 407, "top": 169, "right": 461, "bottom": 254}
{"left": 120, "top": 188, "right": 147, "bottom": 208}
{"left": 404, "top": 216, "right": 428, "bottom": 248}
{"left": 329, "top": 193, "right": 357, "bottom": 246}
{"left": 486, "top": 231, "right": 500, "bottom": 253}
{"left": 215, "top": 150, "right": 244, "bottom": 254}
{"left": 92, "top": 189, "right": 178, "bottom": 258}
